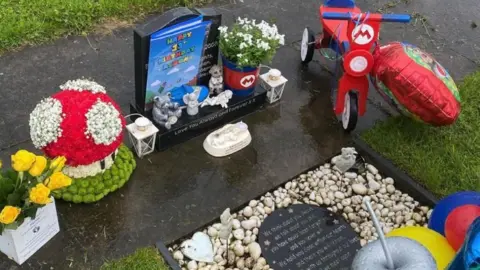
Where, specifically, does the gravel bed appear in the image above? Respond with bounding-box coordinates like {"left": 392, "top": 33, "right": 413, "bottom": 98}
{"left": 169, "top": 160, "right": 432, "bottom": 270}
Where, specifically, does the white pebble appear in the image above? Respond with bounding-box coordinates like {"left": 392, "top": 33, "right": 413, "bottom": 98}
{"left": 406, "top": 220, "right": 416, "bottom": 226}
{"left": 367, "top": 164, "right": 379, "bottom": 175}
{"left": 173, "top": 250, "right": 184, "bottom": 260}
{"left": 334, "top": 191, "right": 345, "bottom": 199}
{"left": 233, "top": 244, "right": 245, "bottom": 256}
{"left": 368, "top": 180, "right": 381, "bottom": 191}
{"left": 187, "top": 260, "right": 198, "bottom": 270}
{"left": 352, "top": 184, "right": 368, "bottom": 195}
{"left": 243, "top": 206, "right": 253, "bottom": 217}
{"left": 248, "top": 242, "right": 262, "bottom": 260}
{"left": 385, "top": 177, "right": 395, "bottom": 185}
{"left": 249, "top": 200, "right": 258, "bottom": 207}
{"left": 386, "top": 185, "right": 395, "bottom": 194}
{"left": 241, "top": 219, "right": 257, "bottom": 230}
{"left": 208, "top": 227, "right": 218, "bottom": 237}
{"left": 264, "top": 197, "right": 273, "bottom": 207}
{"left": 232, "top": 219, "right": 241, "bottom": 229}
{"left": 236, "top": 257, "right": 245, "bottom": 268}
{"left": 233, "top": 229, "right": 245, "bottom": 240}
{"left": 345, "top": 172, "right": 357, "bottom": 179}
{"left": 413, "top": 212, "right": 422, "bottom": 223}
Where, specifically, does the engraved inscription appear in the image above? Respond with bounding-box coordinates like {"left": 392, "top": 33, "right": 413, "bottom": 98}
{"left": 259, "top": 205, "right": 360, "bottom": 270}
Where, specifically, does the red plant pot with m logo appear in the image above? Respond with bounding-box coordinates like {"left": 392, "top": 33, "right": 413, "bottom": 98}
{"left": 222, "top": 56, "right": 260, "bottom": 96}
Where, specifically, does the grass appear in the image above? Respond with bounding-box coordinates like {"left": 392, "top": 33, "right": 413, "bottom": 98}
{"left": 361, "top": 71, "right": 480, "bottom": 198}
{"left": 101, "top": 247, "right": 170, "bottom": 270}
{"left": 0, "top": 0, "right": 208, "bottom": 54}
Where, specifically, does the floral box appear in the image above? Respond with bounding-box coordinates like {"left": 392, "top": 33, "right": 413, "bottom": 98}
{"left": 0, "top": 198, "right": 60, "bottom": 265}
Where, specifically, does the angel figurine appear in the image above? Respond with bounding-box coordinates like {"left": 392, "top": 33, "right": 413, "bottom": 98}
{"left": 183, "top": 89, "right": 201, "bottom": 116}
{"left": 201, "top": 90, "right": 233, "bottom": 109}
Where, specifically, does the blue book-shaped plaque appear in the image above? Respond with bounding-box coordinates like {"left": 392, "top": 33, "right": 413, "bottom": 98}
{"left": 145, "top": 17, "right": 211, "bottom": 109}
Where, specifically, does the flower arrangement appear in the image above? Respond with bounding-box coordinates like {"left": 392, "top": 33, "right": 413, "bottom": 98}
{"left": 219, "top": 17, "right": 285, "bottom": 67}
{"left": 0, "top": 151, "right": 71, "bottom": 234}
{"left": 28, "top": 79, "right": 136, "bottom": 203}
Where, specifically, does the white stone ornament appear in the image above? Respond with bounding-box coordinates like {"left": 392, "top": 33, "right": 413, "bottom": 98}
{"left": 218, "top": 208, "right": 233, "bottom": 240}
{"left": 331, "top": 147, "right": 358, "bottom": 173}
{"left": 203, "top": 121, "right": 252, "bottom": 157}
{"left": 180, "top": 232, "right": 214, "bottom": 263}
{"left": 200, "top": 90, "right": 233, "bottom": 109}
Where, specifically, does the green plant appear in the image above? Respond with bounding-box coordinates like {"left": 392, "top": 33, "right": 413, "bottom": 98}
{"left": 0, "top": 151, "right": 71, "bottom": 234}
{"left": 101, "top": 247, "right": 170, "bottom": 270}
{"left": 52, "top": 144, "right": 136, "bottom": 203}
{"left": 219, "top": 18, "right": 285, "bottom": 67}
{"left": 0, "top": 0, "right": 212, "bottom": 54}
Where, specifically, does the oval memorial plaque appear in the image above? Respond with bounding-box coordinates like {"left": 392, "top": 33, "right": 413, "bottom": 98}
{"left": 259, "top": 204, "right": 361, "bottom": 270}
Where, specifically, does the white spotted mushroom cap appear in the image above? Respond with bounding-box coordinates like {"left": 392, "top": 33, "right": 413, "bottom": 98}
{"left": 59, "top": 78, "right": 106, "bottom": 94}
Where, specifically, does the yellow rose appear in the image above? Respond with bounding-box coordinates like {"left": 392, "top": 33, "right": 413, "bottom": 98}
{"left": 0, "top": 206, "right": 21, "bottom": 225}
{"left": 28, "top": 156, "right": 47, "bottom": 177}
{"left": 29, "top": 183, "right": 52, "bottom": 205}
{"left": 50, "top": 156, "right": 67, "bottom": 173}
{"left": 11, "top": 150, "right": 36, "bottom": 172}
{"left": 46, "top": 172, "right": 72, "bottom": 190}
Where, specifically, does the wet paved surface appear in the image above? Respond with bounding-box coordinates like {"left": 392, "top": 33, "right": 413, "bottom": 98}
{"left": 0, "top": 0, "right": 478, "bottom": 269}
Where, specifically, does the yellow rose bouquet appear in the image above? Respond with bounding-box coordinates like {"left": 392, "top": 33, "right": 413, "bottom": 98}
{"left": 0, "top": 150, "right": 72, "bottom": 234}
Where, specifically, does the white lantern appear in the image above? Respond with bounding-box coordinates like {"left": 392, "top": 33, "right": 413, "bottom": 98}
{"left": 259, "top": 69, "right": 288, "bottom": 104}
{"left": 126, "top": 116, "right": 159, "bottom": 158}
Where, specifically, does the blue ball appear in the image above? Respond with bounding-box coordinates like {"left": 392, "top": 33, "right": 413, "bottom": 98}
{"left": 428, "top": 191, "right": 480, "bottom": 236}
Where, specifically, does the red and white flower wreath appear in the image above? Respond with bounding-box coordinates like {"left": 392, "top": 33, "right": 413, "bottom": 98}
{"left": 29, "top": 79, "right": 126, "bottom": 178}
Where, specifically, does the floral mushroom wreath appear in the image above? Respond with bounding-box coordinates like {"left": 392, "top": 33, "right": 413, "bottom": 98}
{"left": 29, "top": 79, "right": 126, "bottom": 178}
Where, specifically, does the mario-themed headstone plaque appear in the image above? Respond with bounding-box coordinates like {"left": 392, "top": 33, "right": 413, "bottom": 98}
{"left": 259, "top": 204, "right": 361, "bottom": 270}
{"left": 131, "top": 7, "right": 267, "bottom": 151}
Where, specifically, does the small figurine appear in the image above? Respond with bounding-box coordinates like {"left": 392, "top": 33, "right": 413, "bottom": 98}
{"left": 208, "top": 65, "right": 224, "bottom": 95}
{"left": 201, "top": 90, "right": 233, "bottom": 109}
{"left": 331, "top": 147, "right": 358, "bottom": 173}
{"left": 219, "top": 208, "right": 233, "bottom": 241}
{"left": 183, "top": 89, "right": 201, "bottom": 116}
{"left": 152, "top": 94, "right": 182, "bottom": 130}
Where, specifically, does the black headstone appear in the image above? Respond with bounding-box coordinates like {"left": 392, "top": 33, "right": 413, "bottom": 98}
{"left": 133, "top": 7, "right": 221, "bottom": 114}
{"left": 259, "top": 204, "right": 361, "bottom": 270}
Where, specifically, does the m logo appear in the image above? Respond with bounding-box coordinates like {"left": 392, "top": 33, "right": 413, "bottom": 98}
{"left": 240, "top": 75, "right": 256, "bottom": 88}
{"left": 352, "top": 24, "right": 375, "bottom": 45}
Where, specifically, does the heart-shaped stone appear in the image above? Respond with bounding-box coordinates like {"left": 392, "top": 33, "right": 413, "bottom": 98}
{"left": 180, "top": 232, "right": 214, "bottom": 263}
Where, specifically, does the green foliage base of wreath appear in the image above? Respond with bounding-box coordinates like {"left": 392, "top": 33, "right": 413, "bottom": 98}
{"left": 52, "top": 144, "right": 136, "bottom": 203}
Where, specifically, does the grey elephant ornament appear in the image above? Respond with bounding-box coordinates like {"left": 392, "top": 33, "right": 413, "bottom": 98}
{"left": 183, "top": 90, "right": 200, "bottom": 116}
{"left": 152, "top": 94, "right": 182, "bottom": 130}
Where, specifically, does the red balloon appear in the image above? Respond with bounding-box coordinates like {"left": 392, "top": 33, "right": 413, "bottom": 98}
{"left": 445, "top": 204, "right": 480, "bottom": 250}
{"left": 371, "top": 42, "right": 461, "bottom": 126}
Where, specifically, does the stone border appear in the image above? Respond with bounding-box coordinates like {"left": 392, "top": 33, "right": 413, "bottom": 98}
{"left": 156, "top": 240, "right": 181, "bottom": 270}
{"left": 155, "top": 140, "right": 439, "bottom": 268}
